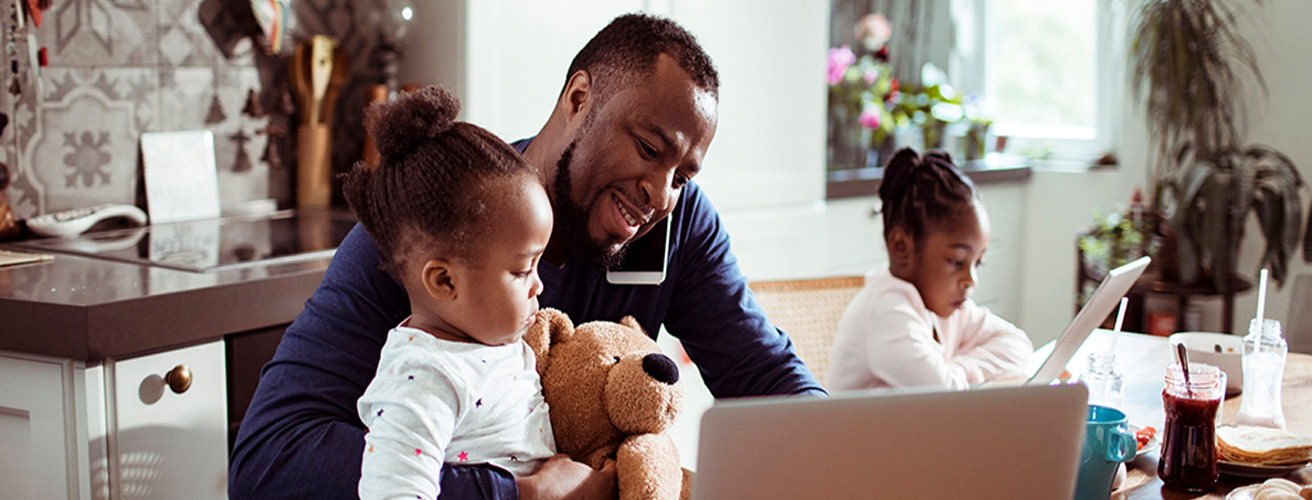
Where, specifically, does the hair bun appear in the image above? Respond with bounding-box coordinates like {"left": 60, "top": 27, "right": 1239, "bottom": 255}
{"left": 879, "top": 147, "right": 921, "bottom": 201}
{"left": 365, "top": 85, "right": 462, "bottom": 164}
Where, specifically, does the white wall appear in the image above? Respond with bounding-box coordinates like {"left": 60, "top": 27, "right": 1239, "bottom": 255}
{"left": 1014, "top": 168, "right": 1141, "bottom": 346}
{"left": 395, "top": 0, "right": 832, "bottom": 284}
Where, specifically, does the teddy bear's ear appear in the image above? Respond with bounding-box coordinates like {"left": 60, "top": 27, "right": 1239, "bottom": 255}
{"left": 619, "top": 315, "right": 645, "bottom": 335}
{"left": 525, "top": 308, "right": 575, "bottom": 372}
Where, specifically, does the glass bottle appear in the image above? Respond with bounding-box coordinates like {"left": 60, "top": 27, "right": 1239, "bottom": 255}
{"left": 1235, "top": 318, "right": 1287, "bottom": 429}
{"left": 1158, "top": 362, "right": 1223, "bottom": 493}
{"left": 1080, "top": 352, "right": 1125, "bottom": 410}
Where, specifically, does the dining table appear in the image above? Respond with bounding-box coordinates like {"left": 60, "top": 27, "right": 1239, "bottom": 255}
{"left": 1043, "top": 329, "right": 1312, "bottom": 499}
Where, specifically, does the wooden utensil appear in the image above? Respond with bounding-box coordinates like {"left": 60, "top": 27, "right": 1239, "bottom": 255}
{"left": 307, "top": 35, "right": 334, "bottom": 125}
{"left": 291, "top": 35, "right": 343, "bottom": 209}
{"left": 320, "top": 47, "right": 350, "bottom": 124}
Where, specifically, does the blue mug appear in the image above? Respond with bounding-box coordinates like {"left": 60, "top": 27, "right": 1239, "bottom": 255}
{"left": 1074, "top": 405, "right": 1136, "bottom": 500}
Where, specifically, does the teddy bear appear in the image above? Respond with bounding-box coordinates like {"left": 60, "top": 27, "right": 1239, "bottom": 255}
{"left": 524, "top": 308, "right": 690, "bottom": 500}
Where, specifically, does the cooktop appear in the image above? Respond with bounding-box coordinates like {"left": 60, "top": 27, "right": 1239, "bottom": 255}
{"left": 16, "top": 209, "right": 357, "bottom": 273}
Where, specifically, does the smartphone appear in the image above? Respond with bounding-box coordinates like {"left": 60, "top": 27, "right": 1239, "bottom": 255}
{"left": 606, "top": 216, "right": 671, "bottom": 285}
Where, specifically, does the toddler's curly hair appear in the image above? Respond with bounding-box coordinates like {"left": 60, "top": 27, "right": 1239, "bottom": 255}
{"left": 341, "top": 86, "right": 536, "bottom": 277}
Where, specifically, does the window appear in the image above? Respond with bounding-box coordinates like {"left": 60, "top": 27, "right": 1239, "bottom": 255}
{"left": 825, "top": 0, "right": 1123, "bottom": 198}
{"left": 953, "top": 0, "right": 1122, "bottom": 161}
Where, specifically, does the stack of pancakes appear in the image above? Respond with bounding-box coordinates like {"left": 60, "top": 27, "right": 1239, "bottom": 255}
{"left": 1217, "top": 425, "right": 1312, "bottom": 466}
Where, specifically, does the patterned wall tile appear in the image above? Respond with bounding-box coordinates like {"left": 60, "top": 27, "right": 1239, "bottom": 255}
{"left": 22, "top": 67, "right": 158, "bottom": 212}
{"left": 0, "top": 0, "right": 385, "bottom": 218}
{"left": 158, "top": 66, "right": 272, "bottom": 209}
{"left": 44, "top": 0, "right": 159, "bottom": 67}
{"left": 161, "top": 0, "right": 255, "bottom": 67}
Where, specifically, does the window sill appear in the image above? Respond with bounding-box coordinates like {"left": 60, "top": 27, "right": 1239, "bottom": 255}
{"left": 825, "top": 154, "right": 1034, "bottom": 199}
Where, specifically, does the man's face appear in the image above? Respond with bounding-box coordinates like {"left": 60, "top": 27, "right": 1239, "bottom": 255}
{"left": 552, "top": 54, "right": 718, "bottom": 268}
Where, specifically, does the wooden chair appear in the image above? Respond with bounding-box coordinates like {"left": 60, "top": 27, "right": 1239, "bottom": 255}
{"left": 748, "top": 276, "right": 866, "bottom": 388}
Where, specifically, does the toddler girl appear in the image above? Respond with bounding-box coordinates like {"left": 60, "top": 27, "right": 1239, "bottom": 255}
{"left": 345, "top": 86, "right": 556, "bottom": 498}
{"left": 827, "top": 148, "right": 1032, "bottom": 390}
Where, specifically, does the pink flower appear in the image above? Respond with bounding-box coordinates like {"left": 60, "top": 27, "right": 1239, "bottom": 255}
{"left": 828, "top": 45, "right": 855, "bottom": 85}
{"left": 858, "top": 108, "right": 881, "bottom": 129}
{"left": 855, "top": 13, "right": 892, "bottom": 51}
{"left": 862, "top": 66, "right": 881, "bottom": 85}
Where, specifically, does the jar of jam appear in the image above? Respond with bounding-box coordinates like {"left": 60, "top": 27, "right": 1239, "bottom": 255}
{"left": 1157, "top": 362, "right": 1224, "bottom": 492}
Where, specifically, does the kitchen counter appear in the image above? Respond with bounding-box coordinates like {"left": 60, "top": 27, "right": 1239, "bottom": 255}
{"left": 0, "top": 213, "right": 347, "bottom": 362}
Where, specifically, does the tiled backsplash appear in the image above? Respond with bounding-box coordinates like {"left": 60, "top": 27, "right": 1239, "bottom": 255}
{"left": 1, "top": 0, "right": 381, "bottom": 219}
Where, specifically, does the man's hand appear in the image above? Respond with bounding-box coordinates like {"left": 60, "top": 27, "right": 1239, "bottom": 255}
{"left": 516, "top": 454, "right": 617, "bottom": 500}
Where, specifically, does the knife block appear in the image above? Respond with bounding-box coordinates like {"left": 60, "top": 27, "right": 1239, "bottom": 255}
{"left": 296, "top": 123, "right": 333, "bottom": 209}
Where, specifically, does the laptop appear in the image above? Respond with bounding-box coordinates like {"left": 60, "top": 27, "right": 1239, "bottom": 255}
{"left": 1024, "top": 256, "right": 1151, "bottom": 385}
{"left": 692, "top": 384, "right": 1088, "bottom": 499}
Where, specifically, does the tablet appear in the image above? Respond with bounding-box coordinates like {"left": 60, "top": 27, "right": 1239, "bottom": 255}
{"left": 1026, "top": 256, "right": 1151, "bottom": 385}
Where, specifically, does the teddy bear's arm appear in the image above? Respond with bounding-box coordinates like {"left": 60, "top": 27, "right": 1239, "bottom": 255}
{"left": 616, "top": 433, "right": 683, "bottom": 500}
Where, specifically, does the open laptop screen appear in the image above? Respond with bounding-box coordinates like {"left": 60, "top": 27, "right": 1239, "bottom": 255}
{"left": 693, "top": 384, "right": 1088, "bottom": 499}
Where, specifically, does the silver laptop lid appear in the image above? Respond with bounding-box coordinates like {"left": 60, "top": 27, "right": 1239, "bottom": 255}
{"left": 693, "top": 384, "right": 1088, "bottom": 500}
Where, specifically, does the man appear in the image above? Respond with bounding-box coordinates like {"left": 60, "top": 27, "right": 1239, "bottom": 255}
{"left": 230, "top": 13, "right": 825, "bottom": 499}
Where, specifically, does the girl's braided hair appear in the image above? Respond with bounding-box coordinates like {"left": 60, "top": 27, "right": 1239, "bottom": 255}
{"left": 341, "top": 86, "right": 536, "bottom": 277}
{"left": 878, "top": 147, "right": 978, "bottom": 243}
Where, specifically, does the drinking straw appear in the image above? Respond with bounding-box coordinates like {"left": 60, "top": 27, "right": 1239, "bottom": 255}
{"left": 1255, "top": 268, "right": 1269, "bottom": 328}
{"left": 1108, "top": 297, "right": 1129, "bottom": 356}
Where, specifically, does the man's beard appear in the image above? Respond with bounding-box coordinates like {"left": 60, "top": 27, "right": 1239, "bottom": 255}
{"left": 552, "top": 140, "right": 628, "bottom": 270}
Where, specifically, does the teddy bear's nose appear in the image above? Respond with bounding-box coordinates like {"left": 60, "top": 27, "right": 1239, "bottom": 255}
{"left": 641, "top": 353, "right": 680, "bottom": 385}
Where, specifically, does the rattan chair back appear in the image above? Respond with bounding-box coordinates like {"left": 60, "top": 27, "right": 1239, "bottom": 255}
{"left": 749, "top": 275, "right": 866, "bottom": 388}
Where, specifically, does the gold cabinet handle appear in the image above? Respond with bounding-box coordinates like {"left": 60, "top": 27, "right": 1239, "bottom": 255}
{"left": 165, "top": 365, "right": 193, "bottom": 394}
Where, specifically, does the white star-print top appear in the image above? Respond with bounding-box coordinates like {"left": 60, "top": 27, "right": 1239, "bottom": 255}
{"left": 358, "top": 323, "right": 556, "bottom": 500}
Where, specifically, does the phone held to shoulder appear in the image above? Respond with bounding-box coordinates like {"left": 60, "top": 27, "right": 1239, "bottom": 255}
{"left": 606, "top": 216, "right": 670, "bottom": 286}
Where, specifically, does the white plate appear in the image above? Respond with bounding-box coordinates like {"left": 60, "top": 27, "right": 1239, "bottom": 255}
{"left": 1226, "top": 484, "right": 1261, "bottom": 500}
{"left": 1129, "top": 424, "right": 1159, "bottom": 457}
{"left": 1218, "top": 459, "right": 1311, "bottom": 478}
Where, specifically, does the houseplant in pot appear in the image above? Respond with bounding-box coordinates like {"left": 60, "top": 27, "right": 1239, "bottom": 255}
{"left": 1129, "top": 0, "right": 1306, "bottom": 289}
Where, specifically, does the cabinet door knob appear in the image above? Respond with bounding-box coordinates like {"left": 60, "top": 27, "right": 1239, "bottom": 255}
{"left": 165, "top": 364, "right": 193, "bottom": 394}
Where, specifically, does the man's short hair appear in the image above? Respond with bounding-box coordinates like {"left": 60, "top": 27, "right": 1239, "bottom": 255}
{"left": 564, "top": 13, "right": 720, "bottom": 104}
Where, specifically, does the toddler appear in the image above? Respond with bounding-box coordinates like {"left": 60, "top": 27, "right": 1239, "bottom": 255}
{"left": 827, "top": 148, "right": 1032, "bottom": 390}
{"left": 345, "top": 86, "right": 556, "bottom": 498}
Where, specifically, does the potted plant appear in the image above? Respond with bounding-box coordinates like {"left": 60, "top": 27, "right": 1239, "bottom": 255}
{"left": 1129, "top": 0, "right": 1306, "bottom": 289}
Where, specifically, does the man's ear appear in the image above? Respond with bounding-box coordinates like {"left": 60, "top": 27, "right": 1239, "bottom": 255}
{"left": 421, "top": 259, "right": 458, "bottom": 301}
{"left": 559, "top": 70, "right": 593, "bottom": 126}
{"left": 888, "top": 226, "right": 916, "bottom": 273}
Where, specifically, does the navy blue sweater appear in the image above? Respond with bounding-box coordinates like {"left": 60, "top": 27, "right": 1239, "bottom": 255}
{"left": 229, "top": 140, "right": 826, "bottom": 499}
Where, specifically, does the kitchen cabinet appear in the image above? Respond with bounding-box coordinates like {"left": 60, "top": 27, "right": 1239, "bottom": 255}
{"left": 107, "top": 341, "right": 227, "bottom": 500}
{"left": 0, "top": 352, "right": 95, "bottom": 500}
{"left": 822, "top": 197, "right": 889, "bottom": 277}
{"left": 1, "top": 341, "right": 227, "bottom": 500}
{"left": 0, "top": 209, "right": 336, "bottom": 499}
{"left": 975, "top": 181, "right": 1026, "bottom": 321}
